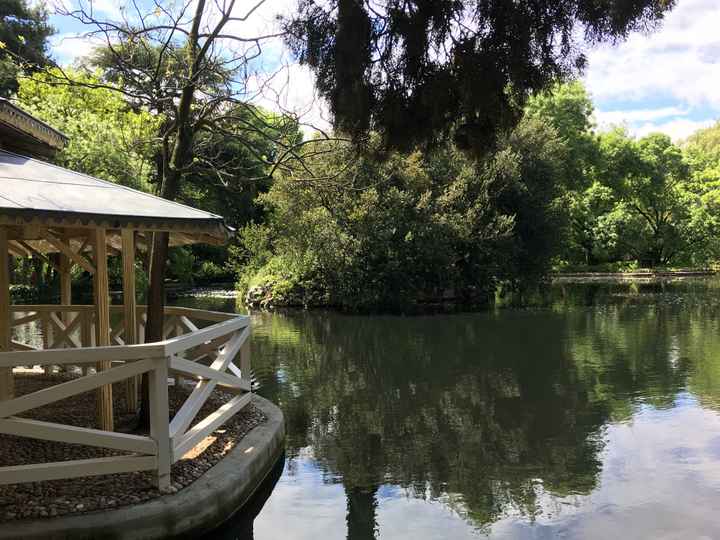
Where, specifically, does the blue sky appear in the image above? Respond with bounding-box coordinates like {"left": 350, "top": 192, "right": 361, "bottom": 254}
{"left": 584, "top": 0, "right": 720, "bottom": 140}
{"left": 46, "top": 0, "right": 720, "bottom": 140}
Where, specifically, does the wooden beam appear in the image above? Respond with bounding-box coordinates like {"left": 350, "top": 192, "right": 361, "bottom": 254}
{"left": 0, "top": 342, "right": 166, "bottom": 368}
{"left": 169, "top": 356, "right": 251, "bottom": 391}
{"left": 0, "top": 359, "right": 153, "bottom": 418}
{"left": 172, "top": 393, "right": 252, "bottom": 461}
{"left": 60, "top": 231, "right": 73, "bottom": 312}
{"left": 93, "top": 228, "right": 113, "bottom": 431}
{"left": 57, "top": 231, "right": 74, "bottom": 372}
{"left": 7, "top": 242, "right": 27, "bottom": 258}
{"left": 77, "top": 235, "right": 91, "bottom": 257}
{"left": 17, "top": 241, "right": 60, "bottom": 273}
{"left": 240, "top": 330, "right": 251, "bottom": 383}
{"left": 0, "top": 417, "right": 157, "bottom": 454}
{"left": 0, "top": 228, "right": 13, "bottom": 400}
{"left": 122, "top": 229, "right": 139, "bottom": 413}
{"left": 168, "top": 329, "right": 247, "bottom": 439}
{"left": 0, "top": 455, "right": 157, "bottom": 486}
{"left": 44, "top": 231, "right": 95, "bottom": 274}
{"left": 48, "top": 312, "right": 82, "bottom": 349}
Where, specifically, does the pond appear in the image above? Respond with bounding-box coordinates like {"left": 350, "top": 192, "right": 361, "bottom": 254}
{"left": 178, "top": 278, "right": 720, "bottom": 539}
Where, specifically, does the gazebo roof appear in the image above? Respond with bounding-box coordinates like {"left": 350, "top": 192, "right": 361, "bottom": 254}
{"left": 0, "top": 150, "right": 232, "bottom": 252}
{"left": 0, "top": 98, "right": 68, "bottom": 158}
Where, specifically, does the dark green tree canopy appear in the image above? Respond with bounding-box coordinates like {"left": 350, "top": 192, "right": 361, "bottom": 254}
{"left": 0, "top": 0, "right": 53, "bottom": 97}
{"left": 286, "top": 0, "right": 675, "bottom": 155}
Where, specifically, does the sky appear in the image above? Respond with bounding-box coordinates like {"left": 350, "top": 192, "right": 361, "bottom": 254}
{"left": 46, "top": 0, "right": 720, "bottom": 141}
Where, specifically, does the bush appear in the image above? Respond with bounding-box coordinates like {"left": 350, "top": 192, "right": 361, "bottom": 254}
{"left": 235, "top": 129, "right": 566, "bottom": 311}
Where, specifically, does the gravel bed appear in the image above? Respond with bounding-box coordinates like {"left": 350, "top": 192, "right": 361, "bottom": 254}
{"left": 0, "top": 373, "right": 266, "bottom": 522}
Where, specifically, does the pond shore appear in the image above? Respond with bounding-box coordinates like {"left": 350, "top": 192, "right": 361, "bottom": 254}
{"left": 552, "top": 269, "right": 716, "bottom": 282}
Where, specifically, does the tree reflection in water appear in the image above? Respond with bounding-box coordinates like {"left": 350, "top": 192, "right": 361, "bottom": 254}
{"left": 188, "top": 278, "right": 720, "bottom": 538}
{"left": 251, "top": 309, "right": 610, "bottom": 535}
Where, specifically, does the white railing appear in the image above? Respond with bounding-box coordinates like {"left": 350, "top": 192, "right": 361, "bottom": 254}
{"left": 0, "top": 305, "right": 251, "bottom": 489}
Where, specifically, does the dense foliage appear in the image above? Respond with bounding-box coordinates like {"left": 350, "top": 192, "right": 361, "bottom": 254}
{"left": 286, "top": 0, "right": 674, "bottom": 155}
{"left": 15, "top": 68, "right": 299, "bottom": 291}
{"left": 236, "top": 81, "right": 720, "bottom": 310}
{"left": 18, "top": 69, "right": 159, "bottom": 191}
{"left": 0, "top": 0, "right": 52, "bottom": 97}
{"left": 234, "top": 115, "right": 569, "bottom": 310}
{"left": 547, "top": 87, "right": 720, "bottom": 269}
{"left": 16, "top": 64, "right": 720, "bottom": 311}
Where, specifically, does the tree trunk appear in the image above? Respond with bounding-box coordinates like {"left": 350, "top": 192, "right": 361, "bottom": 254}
{"left": 135, "top": 0, "right": 206, "bottom": 429}
{"left": 345, "top": 485, "right": 378, "bottom": 540}
{"left": 137, "top": 231, "right": 170, "bottom": 429}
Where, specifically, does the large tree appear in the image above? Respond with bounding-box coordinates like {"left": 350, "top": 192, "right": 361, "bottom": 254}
{"left": 43, "top": 0, "right": 320, "bottom": 331}
{"left": 0, "top": 0, "right": 53, "bottom": 97}
{"left": 17, "top": 68, "right": 158, "bottom": 191}
{"left": 286, "top": 0, "right": 675, "bottom": 155}
{"left": 25, "top": 0, "right": 331, "bottom": 425}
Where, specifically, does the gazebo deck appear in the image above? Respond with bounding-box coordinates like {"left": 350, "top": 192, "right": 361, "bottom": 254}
{"left": 0, "top": 305, "right": 252, "bottom": 490}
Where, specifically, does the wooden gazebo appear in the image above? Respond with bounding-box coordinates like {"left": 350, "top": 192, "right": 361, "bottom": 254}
{"left": 0, "top": 149, "right": 251, "bottom": 489}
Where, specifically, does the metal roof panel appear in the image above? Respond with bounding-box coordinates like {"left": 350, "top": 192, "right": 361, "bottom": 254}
{"left": 0, "top": 151, "right": 227, "bottom": 227}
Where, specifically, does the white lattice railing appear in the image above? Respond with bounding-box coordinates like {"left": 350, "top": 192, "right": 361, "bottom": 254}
{"left": 0, "top": 305, "right": 251, "bottom": 489}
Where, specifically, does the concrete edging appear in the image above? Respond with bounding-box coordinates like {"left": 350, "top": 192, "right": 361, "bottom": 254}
{"left": 3, "top": 395, "right": 285, "bottom": 540}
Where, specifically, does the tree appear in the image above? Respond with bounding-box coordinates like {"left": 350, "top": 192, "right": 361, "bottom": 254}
{"left": 489, "top": 116, "right": 569, "bottom": 287}
{"left": 525, "top": 81, "right": 598, "bottom": 190}
{"left": 177, "top": 105, "right": 302, "bottom": 228}
{"left": 237, "top": 138, "right": 515, "bottom": 310}
{"left": 685, "top": 120, "right": 720, "bottom": 169}
{"left": 31, "top": 0, "right": 330, "bottom": 425}
{"left": 17, "top": 68, "right": 158, "bottom": 191}
{"left": 285, "top": 0, "right": 675, "bottom": 155}
{"left": 593, "top": 131, "right": 717, "bottom": 267}
{"left": 565, "top": 181, "right": 620, "bottom": 265}
{"left": 237, "top": 112, "right": 571, "bottom": 310}
{"left": 0, "top": 0, "right": 53, "bottom": 97}
{"left": 682, "top": 121, "right": 720, "bottom": 262}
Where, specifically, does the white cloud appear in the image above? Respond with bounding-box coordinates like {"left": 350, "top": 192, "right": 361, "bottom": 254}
{"left": 247, "top": 63, "right": 332, "bottom": 136}
{"left": 595, "top": 107, "right": 688, "bottom": 126}
{"left": 594, "top": 105, "right": 716, "bottom": 141}
{"left": 87, "top": 0, "right": 122, "bottom": 18}
{"left": 52, "top": 0, "right": 122, "bottom": 20}
{"left": 584, "top": 0, "right": 720, "bottom": 109}
{"left": 50, "top": 33, "right": 101, "bottom": 64}
{"left": 583, "top": 0, "right": 720, "bottom": 141}
{"left": 633, "top": 117, "right": 715, "bottom": 141}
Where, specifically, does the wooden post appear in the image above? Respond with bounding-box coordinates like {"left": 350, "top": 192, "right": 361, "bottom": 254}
{"left": 240, "top": 332, "right": 251, "bottom": 392}
{"left": 93, "top": 228, "right": 113, "bottom": 431}
{"left": 80, "top": 309, "right": 93, "bottom": 376}
{"left": 121, "top": 230, "right": 139, "bottom": 412}
{"left": 149, "top": 356, "right": 171, "bottom": 490}
{"left": 60, "top": 232, "right": 72, "bottom": 309}
{"left": 55, "top": 231, "right": 73, "bottom": 374}
{"left": 138, "top": 231, "right": 169, "bottom": 429}
{"left": 0, "top": 228, "right": 13, "bottom": 400}
{"left": 40, "top": 314, "right": 52, "bottom": 374}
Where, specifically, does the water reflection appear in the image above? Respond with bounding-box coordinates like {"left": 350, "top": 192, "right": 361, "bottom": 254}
{"left": 210, "top": 455, "right": 285, "bottom": 540}
{"left": 185, "top": 278, "right": 720, "bottom": 539}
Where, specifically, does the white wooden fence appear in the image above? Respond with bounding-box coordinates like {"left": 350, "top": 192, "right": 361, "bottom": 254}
{"left": 0, "top": 306, "right": 251, "bottom": 489}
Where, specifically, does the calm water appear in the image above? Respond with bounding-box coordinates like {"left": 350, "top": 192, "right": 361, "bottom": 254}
{"left": 180, "top": 279, "right": 720, "bottom": 539}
